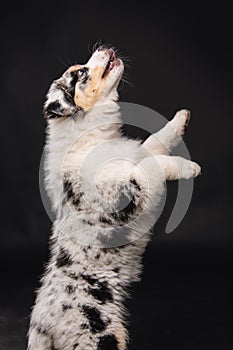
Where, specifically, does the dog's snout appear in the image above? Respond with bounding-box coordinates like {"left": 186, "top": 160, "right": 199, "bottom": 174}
{"left": 97, "top": 45, "right": 114, "bottom": 56}
{"left": 97, "top": 45, "right": 107, "bottom": 51}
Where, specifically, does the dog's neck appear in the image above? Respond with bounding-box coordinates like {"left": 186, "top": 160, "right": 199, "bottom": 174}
{"left": 47, "top": 101, "right": 122, "bottom": 143}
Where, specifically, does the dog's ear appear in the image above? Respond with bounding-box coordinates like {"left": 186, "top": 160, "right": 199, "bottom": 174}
{"left": 43, "top": 80, "right": 79, "bottom": 120}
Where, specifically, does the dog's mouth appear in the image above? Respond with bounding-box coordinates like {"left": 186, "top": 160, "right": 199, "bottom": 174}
{"left": 102, "top": 51, "right": 120, "bottom": 78}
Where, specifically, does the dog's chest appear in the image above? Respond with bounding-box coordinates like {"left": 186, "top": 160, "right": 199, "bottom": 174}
{"left": 61, "top": 137, "right": 137, "bottom": 186}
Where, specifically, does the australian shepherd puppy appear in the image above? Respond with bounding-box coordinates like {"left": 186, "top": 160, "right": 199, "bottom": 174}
{"left": 27, "top": 45, "right": 201, "bottom": 350}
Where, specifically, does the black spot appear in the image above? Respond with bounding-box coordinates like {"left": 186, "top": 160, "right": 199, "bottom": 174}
{"left": 82, "top": 245, "right": 91, "bottom": 254}
{"left": 62, "top": 304, "right": 73, "bottom": 312}
{"left": 63, "top": 179, "right": 72, "bottom": 191}
{"left": 102, "top": 247, "right": 119, "bottom": 254}
{"left": 99, "top": 216, "right": 113, "bottom": 225}
{"left": 64, "top": 90, "right": 74, "bottom": 105}
{"left": 130, "top": 178, "right": 141, "bottom": 191}
{"left": 63, "top": 183, "right": 84, "bottom": 207}
{"left": 81, "top": 305, "right": 106, "bottom": 333}
{"left": 69, "top": 72, "right": 79, "bottom": 97}
{"left": 73, "top": 343, "right": 79, "bottom": 349}
{"left": 64, "top": 271, "right": 79, "bottom": 280}
{"left": 113, "top": 267, "right": 120, "bottom": 273}
{"left": 88, "top": 284, "right": 113, "bottom": 304}
{"left": 81, "top": 274, "right": 113, "bottom": 304}
{"left": 36, "top": 327, "right": 48, "bottom": 336}
{"left": 82, "top": 219, "right": 94, "bottom": 226}
{"left": 44, "top": 101, "right": 63, "bottom": 119}
{"left": 56, "top": 248, "right": 73, "bottom": 268}
{"left": 56, "top": 82, "right": 74, "bottom": 105}
{"left": 65, "top": 284, "right": 76, "bottom": 294}
{"left": 80, "top": 323, "right": 89, "bottom": 329}
{"left": 72, "top": 197, "right": 80, "bottom": 206}
{"left": 90, "top": 282, "right": 113, "bottom": 304}
{"left": 81, "top": 274, "right": 98, "bottom": 285}
{"left": 63, "top": 180, "right": 74, "bottom": 200}
{"left": 111, "top": 197, "right": 136, "bottom": 223}
{"left": 82, "top": 75, "right": 89, "bottom": 84}
{"left": 68, "top": 68, "right": 89, "bottom": 97}
{"left": 95, "top": 253, "right": 101, "bottom": 259}
{"left": 97, "top": 334, "right": 119, "bottom": 350}
{"left": 72, "top": 192, "right": 84, "bottom": 206}
{"left": 110, "top": 179, "right": 141, "bottom": 223}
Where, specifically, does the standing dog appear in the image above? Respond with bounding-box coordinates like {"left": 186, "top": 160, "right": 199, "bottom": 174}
{"left": 27, "top": 45, "right": 201, "bottom": 350}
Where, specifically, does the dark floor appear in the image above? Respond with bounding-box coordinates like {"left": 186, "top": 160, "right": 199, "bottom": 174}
{"left": 128, "top": 253, "right": 233, "bottom": 350}
{"left": 0, "top": 246, "right": 232, "bottom": 350}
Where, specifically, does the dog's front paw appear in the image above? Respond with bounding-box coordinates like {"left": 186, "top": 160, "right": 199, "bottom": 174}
{"left": 170, "top": 109, "right": 191, "bottom": 136}
{"left": 181, "top": 160, "right": 201, "bottom": 179}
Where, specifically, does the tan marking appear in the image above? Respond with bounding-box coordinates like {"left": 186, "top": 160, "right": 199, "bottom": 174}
{"left": 74, "top": 66, "right": 108, "bottom": 111}
{"left": 69, "top": 64, "right": 82, "bottom": 72}
{"left": 114, "top": 326, "right": 128, "bottom": 350}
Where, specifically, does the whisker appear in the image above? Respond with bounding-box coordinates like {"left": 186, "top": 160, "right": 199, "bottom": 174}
{"left": 88, "top": 43, "right": 93, "bottom": 54}
{"left": 92, "top": 38, "right": 103, "bottom": 53}
{"left": 122, "top": 77, "right": 134, "bottom": 87}
{"left": 118, "top": 77, "right": 134, "bottom": 91}
{"left": 56, "top": 56, "right": 70, "bottom": 68}
{"left": 119, "top": 58, "right": 131, "bottom": 63}
{"left": 66, "top": 56, "right": 73, "bottom": 66}
{"left": 105, "top": 42, "right": 113, "bottom": 49}
{"left": 92, "top": 40, "right": 97, "bottom": 53}
{"left": 122, "top": 62, "right": 131, "bottom": 69}
{"left": 120, "top": 57, "right": 131, "bottom": 63}
{"left": 114, "top": 49, "right": 132, "bottom": 67}
{"left": 118, "top": 81, "right": 125, "bottom": 91}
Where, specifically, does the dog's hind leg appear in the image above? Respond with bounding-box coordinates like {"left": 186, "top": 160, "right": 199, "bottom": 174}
{"left": 142, "top": 109, "right": 191, "bottom": 155}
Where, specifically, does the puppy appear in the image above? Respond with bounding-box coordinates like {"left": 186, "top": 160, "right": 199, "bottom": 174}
{"left": 27, "top": 45, "right": 201, "bottom": 350}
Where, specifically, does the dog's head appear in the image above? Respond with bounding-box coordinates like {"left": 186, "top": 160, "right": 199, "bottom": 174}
{"left": 44, "top": 46, "right": 124, "bottom": 120}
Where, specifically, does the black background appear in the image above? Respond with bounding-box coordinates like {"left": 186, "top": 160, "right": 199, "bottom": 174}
{"left": 0, "top": 1, "right": 232, "bottom": 349}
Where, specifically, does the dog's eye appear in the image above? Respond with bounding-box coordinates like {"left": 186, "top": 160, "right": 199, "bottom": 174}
{"left": 77, "top": 69, "right": 86, "bottom": 77}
